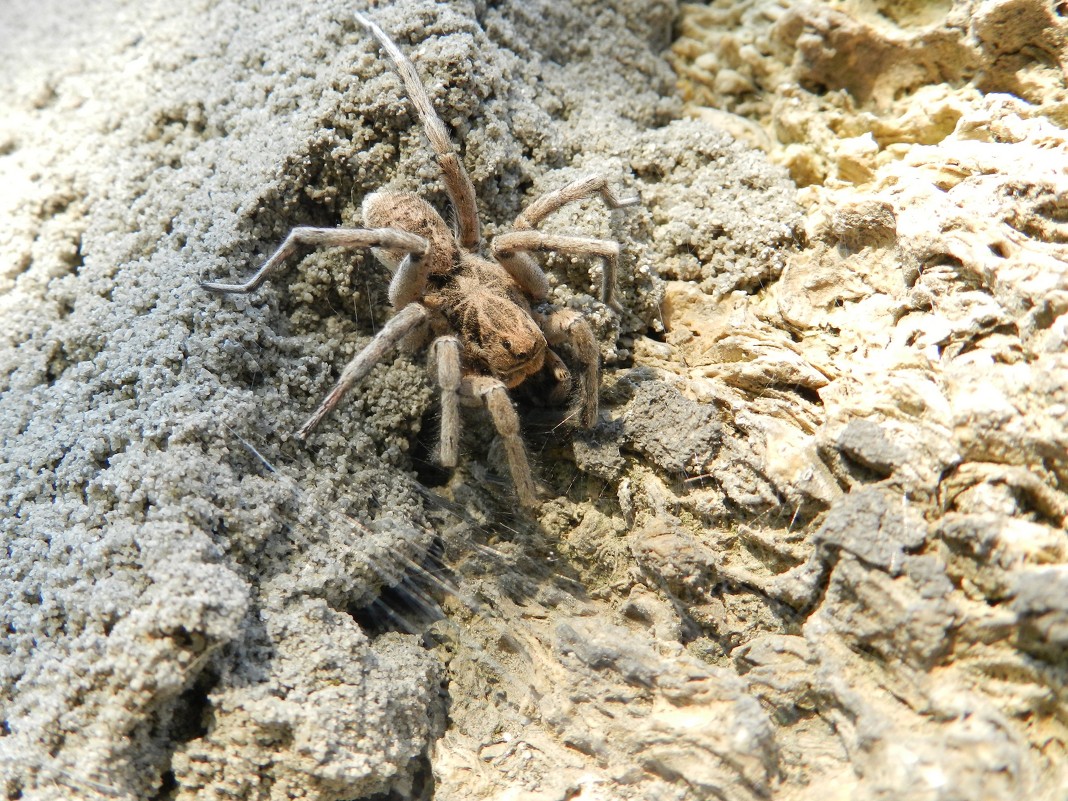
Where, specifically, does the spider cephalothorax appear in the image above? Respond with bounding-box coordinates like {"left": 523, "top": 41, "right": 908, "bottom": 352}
{"left": 202, "top": 12, "right": 638, "bottom": 506}
{"left": 444, "top": 259, "right": 548, "bottom": 387}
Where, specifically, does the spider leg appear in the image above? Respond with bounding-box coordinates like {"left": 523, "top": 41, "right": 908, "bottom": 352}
{"left": 535, "top": 306, "right": 600, "bottom": 427}
{"left": 491, "top": 231, "right": 624, "bottom": 312}
{"left": 460, "top": 375, "right": 539, "bottom": 507}
{"left": 200, "top": 226, "right": 428, "bottom": 295}
{"left": 493, "top": 174, "right": 638, "bottom": 306}
{"left": 296, "top": 302, "right": 430, "bottom": 440}
{"left": 429, "top": 335, "right": 462, "bottom": 467}
{"left": 356, "top": 12, "right": 481, "bottom": 249}
{"left": 513, "top": 174, "right": 640, "bottom": 231}
{"left": 491, "top": 250, "right": 550, "bottom": 302}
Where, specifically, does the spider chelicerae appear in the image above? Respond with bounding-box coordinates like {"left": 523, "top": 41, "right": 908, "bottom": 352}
{"left": 202, "top": 12, "right": 638, "bottom": 506}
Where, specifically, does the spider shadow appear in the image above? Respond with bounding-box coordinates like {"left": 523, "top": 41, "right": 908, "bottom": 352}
{"left": 371, "top": 393, "right": 606, "bottom": 630}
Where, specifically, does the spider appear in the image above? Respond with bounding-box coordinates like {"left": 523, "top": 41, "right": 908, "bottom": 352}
{"left": 202, "top": 12, "right": 638, "bottom": 506}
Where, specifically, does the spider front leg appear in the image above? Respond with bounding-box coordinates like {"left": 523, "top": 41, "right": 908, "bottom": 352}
{"left": 513, "top": 174, "right": 640, "bottom": 231}
{"left": 460, "top": 375, "right": 539, "bottom": 507}
{"left": 201, "top": 226, "right": 428, "bottom": 295}
{"left": 542, "top": 350, "right": 573, "bottom": 408}
{"left": 536, "top": 306, "right": 601, "bottom": 428}
{"left": 491, "top": 174, "right": 640, "bottom": 307}
{"left": 492, "top": 231, "right": 624, "bottom": 312}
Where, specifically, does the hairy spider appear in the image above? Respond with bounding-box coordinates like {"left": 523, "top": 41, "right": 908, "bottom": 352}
{"left": 202, "top": 12, "right": 638, "bottom": 506}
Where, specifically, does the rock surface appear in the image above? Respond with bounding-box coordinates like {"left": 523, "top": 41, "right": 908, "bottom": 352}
{"left": 2, "top": 0, "right": 1067, "bottom": 799}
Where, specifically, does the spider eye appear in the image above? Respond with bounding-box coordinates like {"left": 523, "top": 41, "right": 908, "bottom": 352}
{"left": 502, "top": 339, "right": 512, "bottom": 352}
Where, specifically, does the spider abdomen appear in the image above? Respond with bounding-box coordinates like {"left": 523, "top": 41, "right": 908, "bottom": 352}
{"left": 362, "top": 191, "right": 457, "bottom": 277}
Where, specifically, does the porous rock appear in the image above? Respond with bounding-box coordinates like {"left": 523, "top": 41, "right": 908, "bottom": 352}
{"left": 647, "top": 0, "right": 1068, "bottom": 797}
